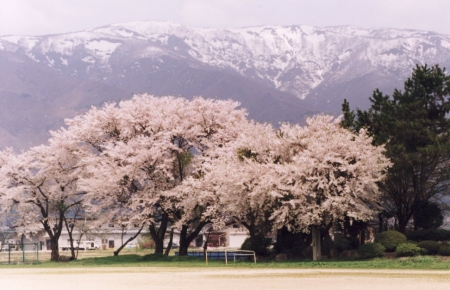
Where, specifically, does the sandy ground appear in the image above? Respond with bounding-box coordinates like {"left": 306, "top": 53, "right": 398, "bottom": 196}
{"left": 0, "top": 267, "right": 449, "bottom": 290}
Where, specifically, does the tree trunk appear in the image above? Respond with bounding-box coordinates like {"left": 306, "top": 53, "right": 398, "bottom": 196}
{"left": 241, "top": 222, "right": 257, "bottom": 243}
{"left": 164, "top": 228, "right": 174, "bottom": 256}
{"left": 149, "top": 213, "right": 169, "bottom": 254}
{"left": 153, "top": 232, "right": 164, "bottom": 254}
{"left": 69, "top": 237, "right": 76, "bottom": 259}
{"left": 41, "top": 213, "right": 64, "bottom": 261}
{"left": 75, "top": 233, "right": 83, "bottom": 259}
{"left": 113, "top": 226, "right": 144, "bottom": 256}
{"left": 178, "top": 221, "right": 207, "bottom": 256}
{"left": 312, "top": 227, "right": 321, "bottom": 261}
{"left": 63, "top": 217, "right": 77, "bottom": 260}
{"left": 397, "top": 215, "right": 408, "bottom": 234}
{"left": 50, "top": 237, "right": 60, "bottom": 261}
{"left": 378, "top": 213, "right": 384, "bottom": 233}
{"left": 203, "top": 226, "right": 212, "bottom": 253}
{"left": 178, "top": 226, "right": 189, "bottom": 256}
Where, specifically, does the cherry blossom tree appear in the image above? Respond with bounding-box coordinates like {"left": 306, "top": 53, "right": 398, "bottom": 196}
{"left": 195, "top": 115, "right": 389, "bottom": 259}
{"left": 270, "top": 115, "right": 390, "bottom": 260}
{"left": 264, "top": 116, "right": 387, "bottom": 228}
{"left": 57, "top": 94, "right": 249, "bottom": 255}
{"left": 0, "top": 149, "right": 14, "bottom": 244}
{"left": 0, "top": 136, "right": 85, "bottom": 261}
{"left": 0, "top": 149, "right": 12, "bottom": 167}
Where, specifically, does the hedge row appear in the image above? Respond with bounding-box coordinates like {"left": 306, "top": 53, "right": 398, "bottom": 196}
{"left": 354, "top": 230, "right": 450, "bottom": 259}
{"left": 417, "top": 240, "right": 441, "bottom": 255}
{"left": 406, "top": 229, "right": 450, "bottom": 242}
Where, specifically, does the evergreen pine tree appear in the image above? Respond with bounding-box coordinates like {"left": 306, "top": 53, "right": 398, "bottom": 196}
{"left": 343, "top": 64, "right": 450, "bottom": 233}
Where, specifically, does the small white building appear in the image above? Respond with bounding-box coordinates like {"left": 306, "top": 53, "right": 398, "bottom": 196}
{"left": 4, "top": 222, "right": 249, "bottom": 252}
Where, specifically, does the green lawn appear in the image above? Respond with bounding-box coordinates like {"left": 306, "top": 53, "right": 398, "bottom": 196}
{"left": 1, "top": 251, "right": 450, "bottom": 269}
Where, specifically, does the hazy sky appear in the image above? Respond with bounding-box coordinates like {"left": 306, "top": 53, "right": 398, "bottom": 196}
{"left": 1, "top": 0, "right": 450, "bottom": 36}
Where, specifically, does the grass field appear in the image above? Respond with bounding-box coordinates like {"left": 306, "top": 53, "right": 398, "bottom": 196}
{"left": 2, "top": 248, "right": 450, "bottom": 270}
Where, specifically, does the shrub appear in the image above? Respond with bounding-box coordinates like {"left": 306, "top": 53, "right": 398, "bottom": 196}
{"left": 438, "top": 244, "right": 450, "bottom": 256}
{"left": 241, "top": 234, "right": 272, "bottom": 256}
{"left": 357, "top": 243, "right": 385, "bottom": 259}
{"left": 407, "top": 229, "right": 450, "bottom": 242}
{"left": 375, "top": 231, "right": 407, "bottom": 252}
{"left": 395, "top": 243, "right": 421, "bottom": 257}
{"left": 417, "top": 240, "right": 441, "bottom": 255}
{"left": 321, "top": 238, "right": 335, "bottom": 257}
{"left": 138, "top": 235, "right": 155, "bottom": 249}
{"left": 335, "top": 236, "right": 359, "bottom": 253}
{"left": 274, "top": 228, "right": 310, "bottom": 257}
{"left": 419, "top": 247, "right": 429, "bottom": 255}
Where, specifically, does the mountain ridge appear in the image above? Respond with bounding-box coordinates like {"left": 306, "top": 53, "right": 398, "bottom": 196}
{"left": 1, "top": 21, "right": 450, "bottom": 150}
{"left": 3, "top": 22, "right": 450, "bottom": 94}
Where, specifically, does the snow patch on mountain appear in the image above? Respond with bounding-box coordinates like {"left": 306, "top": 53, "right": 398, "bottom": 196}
{"left": 82, "top": 56, "right": 96, "bottom": 64}
{"left": 84, "top": 40, "right": 122, "bottom": 61}
{"left": 442, "top": 40, "right": 450, "bottom": 50}
{"left": 46, "top": 55, "right": 54, "bottom": 66}
{"left": 60, "top": 57, "right": 68, "bottom": 66}
{"left": 138, "top": 46, "right": 166, "bottom": 59}
{"left": 0, "top": 35, "right": 40, "bottom": 50}
{"left": 24, "top": 52, "right": 39, "bottom": 62}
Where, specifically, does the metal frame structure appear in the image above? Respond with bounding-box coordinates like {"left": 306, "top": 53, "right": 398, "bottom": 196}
{"left": 184, "top": 250, "right": 256, "bottom": 265}
{"left": 1, "top": 243, "right": 39, "bottom": 264}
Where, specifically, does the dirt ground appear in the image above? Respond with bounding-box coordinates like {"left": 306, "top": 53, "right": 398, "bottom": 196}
{"left": 0, "top": 267, "right": 449, "bottom": 290}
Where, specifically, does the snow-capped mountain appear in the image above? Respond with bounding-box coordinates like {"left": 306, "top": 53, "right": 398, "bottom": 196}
{"left": 1, "top": 21, "right": 450, "bottom": 149}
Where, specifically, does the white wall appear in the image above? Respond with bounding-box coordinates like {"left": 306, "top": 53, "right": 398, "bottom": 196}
{"left": 227, "top": 232, "right": 248, "bottom": 248}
